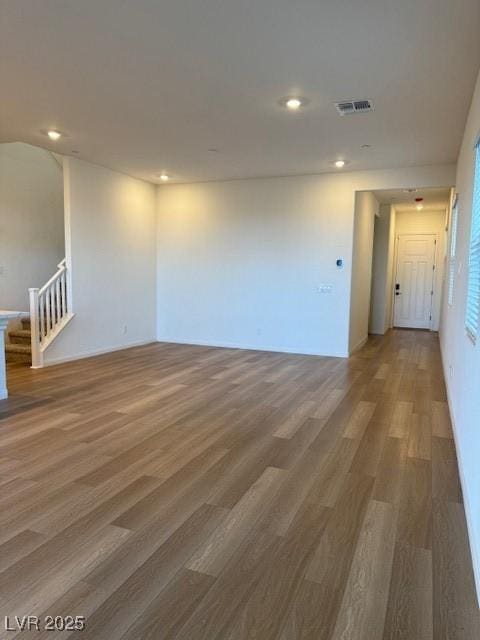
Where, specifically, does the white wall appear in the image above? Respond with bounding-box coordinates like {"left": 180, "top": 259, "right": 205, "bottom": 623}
{"left": 370, "top": 204, "right": 395, "bottom": 335}
{"left": 0, "top": 142, "right": 64, "bottom": 311}
{"left": 349, "top": 191, "right": 378, "bottom": 352}
{"left": 157, "top": 165, "right": 455, "bottom": 358}
{"left": 395, "top": 208, "right": 447, "bottom": 331}
{"left": 440, "top": 68, "right": 480, "bottom": 602}
{"left": 43, "top": 158, "right": 157, "bottom": 365}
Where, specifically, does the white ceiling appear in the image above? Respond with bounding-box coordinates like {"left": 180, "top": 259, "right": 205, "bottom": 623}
{"left": 373, "top": 187, "right": 451, "bottom": 212}
{"left": 1, "top": 0, "right": 479, "bottom": 184}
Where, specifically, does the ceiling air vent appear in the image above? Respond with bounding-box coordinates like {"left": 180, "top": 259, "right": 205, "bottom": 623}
{"left": 335, "top": 99, "right": 374, "bottom": 116}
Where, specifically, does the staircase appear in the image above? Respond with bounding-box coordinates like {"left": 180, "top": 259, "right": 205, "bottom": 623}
{"left": 29, "top": 258, "right": 74, "bottom": 368}
{"left": 3, "top": 258, "right": 73, "bottom": 369}
{"left": 5, "top": 317, "right": 32, "bottom": 364}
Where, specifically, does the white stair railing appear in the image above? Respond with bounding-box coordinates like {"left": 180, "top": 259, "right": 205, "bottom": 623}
{"left": 29, "top": 259, "right": 72, "bottom": 368}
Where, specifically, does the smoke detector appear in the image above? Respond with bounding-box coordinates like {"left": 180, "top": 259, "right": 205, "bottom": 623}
{"left": 335, "top": 99, "right": 374, "bottom": 116}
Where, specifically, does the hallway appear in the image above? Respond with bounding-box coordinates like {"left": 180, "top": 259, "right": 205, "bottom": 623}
{"left": 0, "top": 330, "right": 478, "bottom": 639}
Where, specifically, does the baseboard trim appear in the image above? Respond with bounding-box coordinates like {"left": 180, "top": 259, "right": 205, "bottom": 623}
{"left": 348, "top": 335, "right": 368, "bottom": 356}
{"left": 41, "top": 339, "right": 156, "bottom": 367}
{"left": 156, "top": 336, "right": 348, "bottom": 359}
{"left": 439, "top": 337, "right": 480, "bottom": 607}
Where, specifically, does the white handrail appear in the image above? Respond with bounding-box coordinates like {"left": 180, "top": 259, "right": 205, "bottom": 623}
{"left": 38, "top": 259, "right": 67, "bottom": 296}
{"left": 29, "top": 258, "right": 70, "bottom": 368}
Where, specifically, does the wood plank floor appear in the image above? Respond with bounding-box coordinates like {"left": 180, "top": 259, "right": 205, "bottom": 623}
{"left": 0, "top": 330, "right": 479, "bottom": 639}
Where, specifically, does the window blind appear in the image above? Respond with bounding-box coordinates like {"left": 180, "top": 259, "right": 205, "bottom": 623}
{"left": 448, "top": 195, "right": 459, "bottom": 306}
{"left": 466, "top": 140, "right": 480, "bottom": 341}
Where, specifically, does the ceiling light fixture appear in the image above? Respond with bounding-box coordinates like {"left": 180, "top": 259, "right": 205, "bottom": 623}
{"left": 416, "top": 204, "right": 424, "bottom": 211}
{"left": 279, "top": 96, "right": 308, "bottom": 111}
{"left": 47, "top": 130, "right": 62, "bottom": 141}
{"left": 286, "top": 98, "right": 302, "bottom": 110}
{"left": 334, "top": 160, "right": 345, "bottom": 168}
{"left": 159, "top": 173, "right": 169, "bottom": 182}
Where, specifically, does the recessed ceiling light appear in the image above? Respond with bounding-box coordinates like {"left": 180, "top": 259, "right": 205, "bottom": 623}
{"left": 334, "top": 160, "right": 346, "bottom": 168}
{"left": 159, "top": 173, "right": 169, "bottom": 182}
{"left": 416, "top": 204, "right": 424, "bottom": 211}
{"left": 286, "top": 98, "right": 302, "bottom": 110}
{"left": 279, "top": 96, "right": 308, "bottom": 111}
{"left": 47, "top": 130, "right": 62, "bottom": 141}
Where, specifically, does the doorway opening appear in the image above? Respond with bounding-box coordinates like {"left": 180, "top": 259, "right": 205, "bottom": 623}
{"left": 369, "top": 187, "right": 452, "bottom": 335}
{"left": 348, "top": 186, "right": 453, "bottom": 354}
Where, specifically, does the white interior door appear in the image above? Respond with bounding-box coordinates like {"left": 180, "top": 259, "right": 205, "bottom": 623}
{"left": 394, "top": 234, "right": 436, "bottom": 329}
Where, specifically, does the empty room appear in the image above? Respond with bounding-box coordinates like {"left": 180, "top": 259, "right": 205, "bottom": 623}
{"left": 1, "top": 1, "right": 480, "bottom": 638}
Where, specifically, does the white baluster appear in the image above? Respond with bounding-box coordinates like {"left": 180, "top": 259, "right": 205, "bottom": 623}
{"left": 55, "top": 277, "right": 60, "bottom": 324}
{"left": 40, "top": 293, "right": 45, "bottom": 341}
{"left": 63, "top": 270, "right": 68, "bottom": 314}
{"left": 46, "top": 286, "right": 52, "bottom": 335}
{"left": 60, "top": 271, "right": 65, "bottom": 318}
{"left": 51, "top": 284, "right": 55, "bottom": 328}
{"left": 29, "top": 288, "right": 42, "bottom": 368}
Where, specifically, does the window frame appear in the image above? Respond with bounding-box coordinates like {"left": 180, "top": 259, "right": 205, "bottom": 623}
{"left": 465, "top": 137, "right": 480, "bottom": 343}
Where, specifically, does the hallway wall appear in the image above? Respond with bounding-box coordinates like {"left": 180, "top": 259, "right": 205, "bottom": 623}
{"left": 349, "top": 191, "right": 378, "bottom": 352}
{"left": 440, "top": 68, "right": 480, "bottom": 602}
{"left": 369, "top": 205, "right": 396, "bottom": 334}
